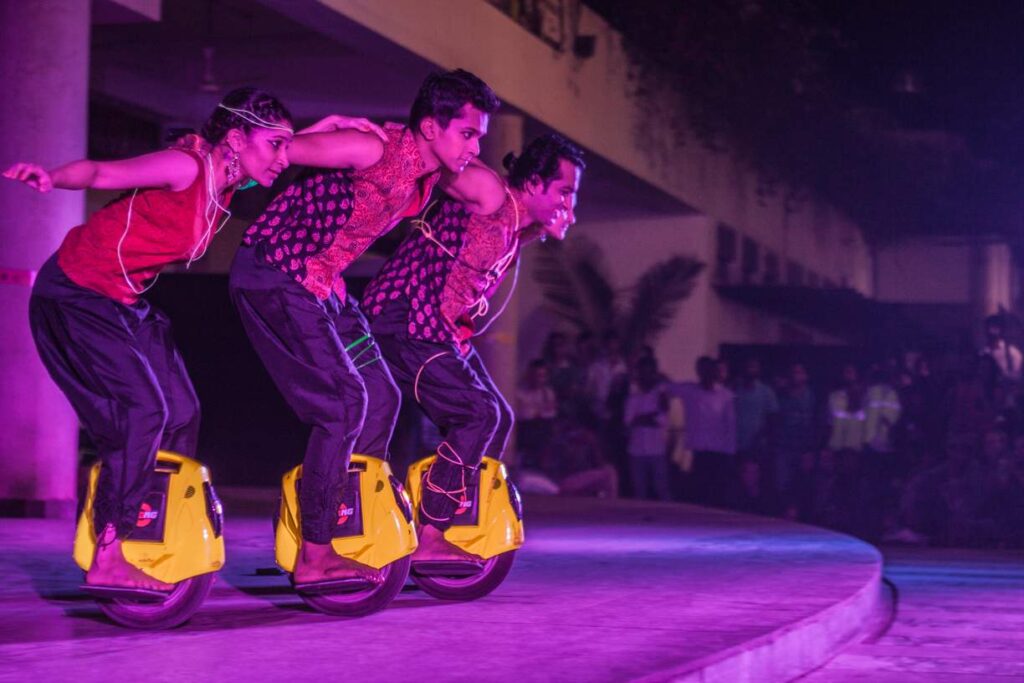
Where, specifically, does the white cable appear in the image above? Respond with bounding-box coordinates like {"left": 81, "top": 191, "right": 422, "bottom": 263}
{"left": 217, "top": 104, "right": 293, "bottom": 133}
{"left": 116, "top": 189, "right": 155, "bottom": 295}
{"left": 186, "top": 153, "right": 231, "bottom": 267}
{"left": 118, "top": 152, "right": 232, "bottom": 295}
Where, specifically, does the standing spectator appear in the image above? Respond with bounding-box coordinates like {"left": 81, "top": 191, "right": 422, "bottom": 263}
{"left": 624, "top": 356, "right": 671, "bottom": 501}
{"left": 776, "top": 362, "right": 818, "bottom": 513}
{"left": 516, "top": 359, "right": 558, "bottom": 469}
{"left": 980, "top": 314, "right": 1022, "bottom": 382}
{"left": 862, "top": 366, "right": 903, "bottom": 537}
{"left": 865, "top": 367, "right": 902, "bottom": 454}
{"left": 671, "top": 356, "right": 737, "bottom": 507}
{"left": 585, "top": 331, "right": 629, "bottom": 424}
{"left": 828, "top": 364, "right": 867, "bottom": 453}
{"left": 827, "top": 364, "right": 867, "bottom": 531}
{"left": 897, "top": 355, "right": 941, "bottom": 470}
{"left": 543, "top": 331, "right": 584, "bottom": 419}
{"left": 946, "top": 354, "right": 1002, "bottom": 440}
{"left": 735, "top": 358, "right": 780, "bottom": 458}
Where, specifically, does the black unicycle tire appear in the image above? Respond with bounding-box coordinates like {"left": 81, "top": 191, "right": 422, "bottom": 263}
{"left": 95, "top": 572, "right": 215, "bottom": 629}
{"left": 411, "top": 550, "right": 516, "bottom": 601}
{"left": 298, "top": 554, "right": 411, "bottom": 617}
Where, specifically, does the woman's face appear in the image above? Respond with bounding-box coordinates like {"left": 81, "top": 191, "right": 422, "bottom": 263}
{"left": 235, "top": 124, "right": 292, "bottom": 187}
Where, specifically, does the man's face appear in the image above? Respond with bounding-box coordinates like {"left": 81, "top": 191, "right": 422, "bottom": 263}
{"left": 535, "top": 159, "right": 582, "bottom": 240}
{"left": 791, "top": 364, "right": 808, "bottom": 387}
{"left": 425, "top": 104, "right": 489, "bottom": 173}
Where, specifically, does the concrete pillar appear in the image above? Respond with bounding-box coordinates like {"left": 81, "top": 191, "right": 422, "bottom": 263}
{"left": 0, "top": 0, "right": 90, "bottom": 517}
{"left": 478, "top": 113, "right": 525, "bottom": 461}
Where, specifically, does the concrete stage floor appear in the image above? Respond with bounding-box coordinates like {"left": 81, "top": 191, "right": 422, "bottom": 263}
{"left": 0, "top": 496, "right": 883, "bottom": 682}
{"left": 801, "top": 547, "right": 1024, "bottom": 682}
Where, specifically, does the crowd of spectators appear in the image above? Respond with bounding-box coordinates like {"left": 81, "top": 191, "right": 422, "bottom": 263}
{"left": 512, "top": 315, "right": 1024, "bottom": 549}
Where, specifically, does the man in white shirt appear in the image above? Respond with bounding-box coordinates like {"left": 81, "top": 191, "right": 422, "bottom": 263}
{"left": 625, "top": 356, "right": 671, "bottom": 500}
{"left": 670, "top": 356, "right": 737, "bottom": 507}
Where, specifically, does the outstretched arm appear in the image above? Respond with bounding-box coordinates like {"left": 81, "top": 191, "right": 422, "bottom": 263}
{"left": 287, "top": 129, "right": 386, "bottom": 171}
{"left": 4, "top": 149, "right": 200, "bottom": 193}
{"left": 297, "top": 115, "right": 388, "bottom": 140}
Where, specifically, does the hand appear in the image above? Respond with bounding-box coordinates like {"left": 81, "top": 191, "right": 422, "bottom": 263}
{"left": 3, "top": 163, "right": 52, "bottom": 192}
{"left": 300, "top": 115, "right": 388, "bottom": 142}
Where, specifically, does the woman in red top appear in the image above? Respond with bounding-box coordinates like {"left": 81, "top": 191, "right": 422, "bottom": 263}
{"left": 2, "top": 88, "right": 312, "bottom": 592}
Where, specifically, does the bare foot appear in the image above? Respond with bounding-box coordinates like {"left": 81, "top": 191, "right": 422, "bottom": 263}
{"left": 86, "top": 525, "right": 174, "bottom": 592}
{"left": 412, "top": 524, "right": 482, "bottom": 563}
{"left": 294, "top": 541, "right": 383, "bottom": 585}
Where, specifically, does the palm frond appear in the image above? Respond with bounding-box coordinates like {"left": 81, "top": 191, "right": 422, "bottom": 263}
{"left": 621, "top": 255, "right": 705, "bottom": 356}
{"left": 533, "top": 236, "right": 617, "bottom": 333}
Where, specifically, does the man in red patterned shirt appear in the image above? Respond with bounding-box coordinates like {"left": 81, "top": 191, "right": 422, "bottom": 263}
{"left": 363, "top": 134, "right": 584, "bottom": 561}
{"left": 230, "top": 70, "right": 500, "bottom": 585}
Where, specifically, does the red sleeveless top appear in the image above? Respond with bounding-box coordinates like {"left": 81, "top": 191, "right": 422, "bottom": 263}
{"left": 57, "top": 149, "right": 231, "bottom": 305}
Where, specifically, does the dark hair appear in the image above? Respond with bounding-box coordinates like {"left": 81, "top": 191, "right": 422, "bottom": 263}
{"left": 985, "top": 314, "right": 1005, "bottom": 331}
{"left": 637, "top": 356, "right": 659, "bottom": 373}
{"left": 696, "top": 356, "right": 717, "bottom": 374}
{"left": 503, "top": 133, "right": 586, "bottom": 190}
{"left": 200, "top": 87, "right": 293, "bottom": 144}
{"left": 409, "top": 69, "right": 500, "bottom": 131}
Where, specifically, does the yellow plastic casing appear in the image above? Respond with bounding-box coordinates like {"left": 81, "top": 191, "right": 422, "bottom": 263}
{"left": 73, "top": 451, "right": 226, "bottom": 583}
{"left": 405, "top": 456, "right": 524, "bottom": 560}
{"left": 275, "top": 455, "right": 418, "bottom": 572}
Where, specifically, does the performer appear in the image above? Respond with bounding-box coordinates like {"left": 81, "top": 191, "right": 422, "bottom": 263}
{"left": 3, "top": 88, "right": 301, "bottom": 591}
{"left": 229, "top": 70, "right": 500, "bottom": 585}
{"left": 362, "top": 133, "right": 585, "bottom": 560}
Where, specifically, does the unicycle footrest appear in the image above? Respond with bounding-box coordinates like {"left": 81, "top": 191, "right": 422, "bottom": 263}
{"left": 412, "top": 560, "right": 484, "bottom": 577}
{"left": 80, "top": 584, "right": 172, "bottom": 602}
{"left": 294, "top": 577, "right": 376, "bottom": 595}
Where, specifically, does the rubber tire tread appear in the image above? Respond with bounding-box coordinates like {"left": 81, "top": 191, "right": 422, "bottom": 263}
{"left": 298, "top": 555, "right": 412, "bottom": 617}
{"left": 96, "top": 572, "right": 215, "bottom": 630}
{"left": 412, "top": 551, "right": 515, "bottom": 601}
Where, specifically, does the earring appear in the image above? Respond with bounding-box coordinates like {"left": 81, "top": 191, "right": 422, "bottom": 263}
{"left": 226, "top": 151, "right": 241, "bottom": 184}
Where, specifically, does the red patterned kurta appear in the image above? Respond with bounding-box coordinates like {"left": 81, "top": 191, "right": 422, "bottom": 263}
{"left": 242, "top": 123, "right": 440, "bottom": 300}
{"left": 362, "top": 189, "right": 527, "bottom": 346}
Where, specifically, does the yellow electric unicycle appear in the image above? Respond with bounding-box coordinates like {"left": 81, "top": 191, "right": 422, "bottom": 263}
{"left": 274, "top": 454, "right": 417, "bottom": 617}
{"left": 74, "top": 451, "right": 225, "bottom": 629}
{"left": 406, "top": 456, "right": 524, "bottom": 600}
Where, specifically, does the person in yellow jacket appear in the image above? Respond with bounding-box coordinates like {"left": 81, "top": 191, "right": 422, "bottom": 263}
{"left": 828, "top": 364, "right": 866, "bottom": 452}
{"left": 865, "top": 369, "right": 902, "bottom": 453}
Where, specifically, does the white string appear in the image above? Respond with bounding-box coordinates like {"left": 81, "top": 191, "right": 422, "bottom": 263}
{"left": 217, "top": 104, "right": 294, "bottom": 133}
{"left": 186, "top": 153, "right": 232, "bottom": 267}
{"left": 474, "top": 258, "right": 520, "bottom": 336}
{"left": 470, "top": 187, "right": 521, "bottom": 326}
{"left": 117, "top": 152, "right": 232, "bottom": 295}
{"left": 117, "top": 190, "right": 153, "bottom": 295}
{"left": 410, "top": 201, "right": 456, "bottom": 258}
